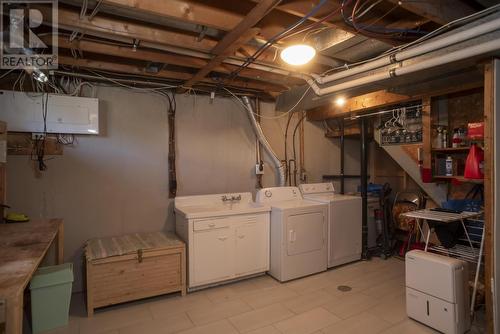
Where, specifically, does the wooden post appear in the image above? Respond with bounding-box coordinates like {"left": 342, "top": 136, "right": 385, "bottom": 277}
{"left": 483, "top": 61, "right": 495, "bottom": 334}
{"left": 421, "top": 96, "right": 432, "bottom": 172}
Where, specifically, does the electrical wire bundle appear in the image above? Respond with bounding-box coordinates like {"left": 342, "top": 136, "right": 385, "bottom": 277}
{"left": 160, "top": 90, "right": 178, "bottom": 198}
{"left": 31, "top": 92, "right": 50, "bottom": 171}
{"left": 343, "top": 0, "right": 427, "bottom": 41}
{"left": 222, "top": 0, "right": 350, "bottom": 86}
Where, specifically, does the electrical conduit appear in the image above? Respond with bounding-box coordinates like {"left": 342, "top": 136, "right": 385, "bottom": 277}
{"left": 310, "top": 36, "right": 500, "bottom": 96}
{"left": 309, "top": 16, "right": 500, "bottom": 94}
{"left": 242, "top": 96, "right": 286, "bottom": 186}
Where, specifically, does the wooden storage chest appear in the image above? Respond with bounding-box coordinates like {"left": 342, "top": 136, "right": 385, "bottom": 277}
{"left": 85, "top": 232, "right": 186, "bottom": 316}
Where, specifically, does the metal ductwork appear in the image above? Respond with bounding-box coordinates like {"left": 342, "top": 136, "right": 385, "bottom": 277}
{"left": 242, "top": 96, "right": 286, "bottom": 187}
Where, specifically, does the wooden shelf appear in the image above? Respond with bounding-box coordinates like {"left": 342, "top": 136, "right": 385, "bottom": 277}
{"left": 431, "top": 147, "right": 470, "bottom": 153}
{"left": 433, "top": 175, "right": 484, "bottom": 183}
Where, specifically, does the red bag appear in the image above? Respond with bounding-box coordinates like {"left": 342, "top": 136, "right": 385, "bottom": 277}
{"left": 464, "top": 144, "right": 484, "bottom": 179}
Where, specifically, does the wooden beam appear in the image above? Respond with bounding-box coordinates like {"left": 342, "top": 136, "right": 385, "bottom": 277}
{"left": 183, "top": 0, "right": 279, "bottom": 88}
{"left": 421, "top": 96, "right": 432, "bottom": 170}
{"left": 99, "top": 0, "right": 242, "bottom": 31}
{"left": 37, "top": 5, "right": 218, "bottom": 52}
{"left": 387, "top": 0, "right": 476, "bottom": 25}
{"left": 41, "top": 4, "right": 305, "bottom": 75}
{"left": 483, "top": 60, "right": 494, "bottom": 334}
{"left": 183, "top": 28, "right": 260, "bottom": 88}
{"left": 50, "top": 36, "right": 302, "bottom": 86}
{"left": 307, "top": 77, "right": 486, "bottom": 121}
{"left": 58, "top": 56, "right": 192, "bottom": 80}
{"left": 57, "top": 56, "right": 286, "bottom": 93}
{"left": 60, "top": 0, "right": 329, "bottom": 43}
{"left": 307, "top": 91, "right": 414, "bottom": 121}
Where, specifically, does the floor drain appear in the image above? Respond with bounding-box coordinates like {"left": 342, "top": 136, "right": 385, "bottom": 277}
{"left": 337, "top": 285, "right": 352, "bottom": 292}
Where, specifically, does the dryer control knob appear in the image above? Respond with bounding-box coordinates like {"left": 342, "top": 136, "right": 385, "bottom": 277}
{"left": 265, "top": 190, "right": 272, "bottom": 198}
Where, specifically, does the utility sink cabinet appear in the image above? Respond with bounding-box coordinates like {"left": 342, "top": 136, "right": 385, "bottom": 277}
{"left": 177, "top": 212, "right": 270, "bottom": 289}
{"left": 174, "top": 192, "right": 271, "bottom": 290}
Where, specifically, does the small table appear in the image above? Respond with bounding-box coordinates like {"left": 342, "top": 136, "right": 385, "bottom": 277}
{"left": 0, "top": 219, "right": 64, "bottom": 334}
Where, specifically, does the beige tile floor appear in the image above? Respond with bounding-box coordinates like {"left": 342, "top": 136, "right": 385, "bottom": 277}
{"left": 38, "top": 257, "right": 484, "bottom": 334}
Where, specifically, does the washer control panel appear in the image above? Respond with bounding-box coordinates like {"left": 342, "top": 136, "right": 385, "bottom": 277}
{"left": 299, "top": 182, "right": 335, "bottom": 195}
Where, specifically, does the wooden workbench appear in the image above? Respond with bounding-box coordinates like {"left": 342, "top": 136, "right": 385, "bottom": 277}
{"left": 0, "top": 219, "right": 64, "bottom": 334}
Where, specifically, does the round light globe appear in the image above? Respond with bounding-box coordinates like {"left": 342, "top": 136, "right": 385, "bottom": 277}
{"left": 280, "top": 44, "right": 316, "bottom": 66}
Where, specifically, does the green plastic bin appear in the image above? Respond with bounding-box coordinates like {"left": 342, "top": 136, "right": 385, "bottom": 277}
{"left": 29, "top": 263, "right": 73, "bottom": 333}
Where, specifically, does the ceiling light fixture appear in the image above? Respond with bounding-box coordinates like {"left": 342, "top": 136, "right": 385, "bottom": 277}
{"left": 280, "top": 44, "right": 316, "bottom": 66}
{"left": 335, "top": 97, "right": 346, "bottom": 107}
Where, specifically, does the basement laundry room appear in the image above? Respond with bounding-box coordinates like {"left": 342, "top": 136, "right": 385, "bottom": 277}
{"left": 1, "top": 1, "right": 500, "bottom": 334}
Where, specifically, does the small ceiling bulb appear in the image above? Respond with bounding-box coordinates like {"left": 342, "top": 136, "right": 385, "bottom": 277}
{"left": 335, "top": 97, "right": 346, "bottom": 107}
{"left": 280, "top": 44, "right": 316, "bottom": 66}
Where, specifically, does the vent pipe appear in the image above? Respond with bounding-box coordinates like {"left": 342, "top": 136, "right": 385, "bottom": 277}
{"left": 242, "top": 96, "right": 285, "bottom": 186}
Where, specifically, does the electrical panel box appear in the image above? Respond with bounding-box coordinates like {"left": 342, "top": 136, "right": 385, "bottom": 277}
{"left": 0, "top": 90, "right": 99, "bottom": 134}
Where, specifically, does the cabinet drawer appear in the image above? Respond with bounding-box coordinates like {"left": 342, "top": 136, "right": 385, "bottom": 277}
{"left": 193, "top": 217, "right": 230, "bottom": 231}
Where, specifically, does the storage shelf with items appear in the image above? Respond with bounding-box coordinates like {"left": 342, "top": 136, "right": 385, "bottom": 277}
{"left": 428, "top": 88, "right": 485, "bottom": 184}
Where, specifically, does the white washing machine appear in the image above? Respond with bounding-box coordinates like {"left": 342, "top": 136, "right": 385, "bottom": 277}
{"left": 300, "top": 183, "right": 362, "bottom": 268}
{"left": 255, "top": 187, "right": 328, "bottom": 282}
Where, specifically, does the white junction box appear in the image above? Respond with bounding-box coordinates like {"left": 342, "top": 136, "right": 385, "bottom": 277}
{"left": 0, "top": 90, "right": 99, "bottom": 134}
{"left": 406, "top": 250, "right": 470, "bottom": 334}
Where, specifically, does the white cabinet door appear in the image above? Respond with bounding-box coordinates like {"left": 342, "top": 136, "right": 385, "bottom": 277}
{"left": 235, "top": 222, "right": 269, "bottom": 275}
{"left": 193, "top": 227, "right": 233, "bottom": 285}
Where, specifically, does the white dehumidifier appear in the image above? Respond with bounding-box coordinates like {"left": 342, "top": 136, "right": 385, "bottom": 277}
{"left": 405, "top": 250, "right": 470, "bottom": 334}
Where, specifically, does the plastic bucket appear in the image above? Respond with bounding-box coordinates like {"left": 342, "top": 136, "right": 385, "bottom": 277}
{"left": 29, "top": 263, "right": 73, "bottom": 333}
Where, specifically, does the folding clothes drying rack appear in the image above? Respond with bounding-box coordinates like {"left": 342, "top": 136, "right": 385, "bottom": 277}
{"left": 401, "top": 209, "right": 485, "bottom": 317}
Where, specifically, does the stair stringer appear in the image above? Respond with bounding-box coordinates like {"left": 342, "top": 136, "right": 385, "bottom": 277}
{"left": 375, "top": 134, "right": 447, "bottom": 205}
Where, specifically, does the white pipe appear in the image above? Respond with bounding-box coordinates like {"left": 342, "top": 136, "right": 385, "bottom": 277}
{"left": 396, "top": 38, "right": 500, "bottom": 76}
{"left": 317, "top": 38, "right": 500, "bottom": 96}
{"left": 317, "top": 56, "right": 392, "bottom": 84}
{"left": 317, "top": 17, "right": 500, "bottom": 85}
{"left": 242, "top": 96, "right": 286, "bottom": 187}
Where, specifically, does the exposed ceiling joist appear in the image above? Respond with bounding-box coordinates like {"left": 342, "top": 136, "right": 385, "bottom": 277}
{"left": 51, "top": 37, "right": 302, "bottom": 85}
{"left": 97, "top": 0, "right": 242, "bottom": 31}
{"left": 387, "top": 0, "right": 476, "bottom": 25}
{"left": 57, "top": 56, "right": 287, "bottom": 93}
{"left": 58, "top": 56, "right": 193, "bottom": 80}
{"left": 183, "top": 0, "right": 280, "bottom": 88}
{"left": 60, "top": 0, "right": 321, "bottom": 41}
{"left": 38, "top": 6, "right": 218, "bottom": 52}
{"left": 42, "top": 5, "right": 305, "bottom": 75}
{"left": 182, "top": 28, "right": 260, "bottom": 88}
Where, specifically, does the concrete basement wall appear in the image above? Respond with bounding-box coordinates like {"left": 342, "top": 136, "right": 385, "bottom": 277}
{"left": 6, "top": 86, "right": 360, "bottom": 292}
